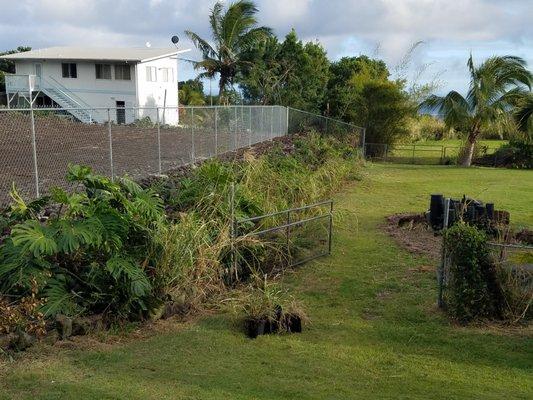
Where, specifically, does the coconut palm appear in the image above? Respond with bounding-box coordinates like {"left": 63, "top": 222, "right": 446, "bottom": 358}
{"left": 185, "top": 1, "right": 271, "bottom": 105}
{"left": 422, "top": 55, "right": 532, "bottom": 166}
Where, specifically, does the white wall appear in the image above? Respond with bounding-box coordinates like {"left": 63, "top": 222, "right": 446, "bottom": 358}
{"left": 136, "top": 57, "right": 179, "bottom": 125}
{"left": 14, "top": 56, "right": 179, "bottom": 125}
{"left": 16, "top": 60, "right": 137, "bottom": 123}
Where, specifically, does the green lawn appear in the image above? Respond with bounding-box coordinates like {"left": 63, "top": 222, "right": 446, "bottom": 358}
{"left": 380, "top": 139, "right": 508, "bottom": 164}
{"left": 1, "top": 164, "right": 532, "bottom": 399}
{"left": 413, "top": 139, "right": 507, "bottom": 148}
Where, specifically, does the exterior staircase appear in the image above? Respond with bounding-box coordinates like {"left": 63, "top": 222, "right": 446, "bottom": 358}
{"left": 5, "top": 74, "right": 100, "bottom": 123}
{"left": 40, "top": 77, "right": 98, "bottom": 123}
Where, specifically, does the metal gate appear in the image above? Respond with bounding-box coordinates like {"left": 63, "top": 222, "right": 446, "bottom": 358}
{"left": 234, "top": 200, "right": 333, "bottom": 269}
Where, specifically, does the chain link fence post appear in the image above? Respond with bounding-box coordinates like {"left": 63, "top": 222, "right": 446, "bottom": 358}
{"left": 29, "top": 87, "right": 40, "bottom": 197}
{"left": 191, "top": 107, "right": 195, "bottom": 163}
{"left": 270, "top": 107, "right": 273, "bottom": 141}
{"left": 361, "top": 128, "right": 366, "bottom": 158}
{"left": 248, "top": 106, "right": 252, "bottom": 147}
{"left": 214, "top": 106, "right": 218, "bottom": 156}
{"left": 156, "top": 106, "right": 162, "bottom": 175}
{"left": 107, "top": 108, "right": 114, "bottom": 180}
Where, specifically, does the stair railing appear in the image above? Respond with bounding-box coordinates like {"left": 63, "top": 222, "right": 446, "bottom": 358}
{"left": 41, "top": 76, "right": 101, "bottom": 122}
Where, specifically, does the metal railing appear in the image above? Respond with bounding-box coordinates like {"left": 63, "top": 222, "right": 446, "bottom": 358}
{"left": 0, "top": 105, "right": 364, "bottom": 206}
{"left": 234, "top": 199, "right": 334, "bottom": 270}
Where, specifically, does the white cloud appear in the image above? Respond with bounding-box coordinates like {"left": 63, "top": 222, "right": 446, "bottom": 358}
{"left": 0, "top": 0, "right": 531, "bottom": 94}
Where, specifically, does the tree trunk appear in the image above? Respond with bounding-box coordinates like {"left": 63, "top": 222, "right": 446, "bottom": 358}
{"left": 460, "top": 131, "right": 477, "bottom": 167}
{"left": 219, "top": 78, "right": 227, "bottom": 106}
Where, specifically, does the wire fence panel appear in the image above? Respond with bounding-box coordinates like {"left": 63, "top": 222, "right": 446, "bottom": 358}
{"left": 364, "top": 143, "right": 503, "bottom": 165}
{"left": 0, "top": 105, "right": 358, "bottom": 206}
{"left": 439, "top": 241, "right": 533, "bottom": 308}
{"left": 0, "top": 110, "right": 36, "bottom": 202}
{"left": 287, "top": 107, "right": 364, "bottom": 149}
{"left": 235, "top": 200, "right": 333, "bottom": 275}
{"left": 34, "top": 109, "right": 110, "bottom": 193}
{"left": 111, "top": 108, "right": 160, "bottom": 179}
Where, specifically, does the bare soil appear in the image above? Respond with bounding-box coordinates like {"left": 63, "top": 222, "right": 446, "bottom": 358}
{"left": 383, "top": 213, "right": 442, "bottom": 261}
{"left": 0, "top": 112, "right": 288, "bottom": 205}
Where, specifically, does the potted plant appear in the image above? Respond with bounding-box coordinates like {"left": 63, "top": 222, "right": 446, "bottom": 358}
{"left": 236, "top": 275, "right": 308, "bottom": 338}
{"left": 280, "top": 300, "right": 308, "bottom": 333}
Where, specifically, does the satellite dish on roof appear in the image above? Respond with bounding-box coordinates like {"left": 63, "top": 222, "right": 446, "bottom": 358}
{"left": 171, "top": 35, "right": 180, "bottom": 45}
{"left": 145, "top": 42, "right": 152, "bottom": 48}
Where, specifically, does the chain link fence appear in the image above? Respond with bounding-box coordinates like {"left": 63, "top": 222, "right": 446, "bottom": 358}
{"left": 287, "top": 107, "right": 365, "bottom": 144}
{"left": 0, "top": 105, "right": 364, "bottom": 206}
{"left": 364, "top": 143, "right": 501, "bottom": 165}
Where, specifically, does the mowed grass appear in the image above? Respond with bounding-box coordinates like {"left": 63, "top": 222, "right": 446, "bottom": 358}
{"left": 1, "top": 164, "right": 532, "bottom": 399}
{"left": 384, "top": 139, "right": 508, "bottom": 164}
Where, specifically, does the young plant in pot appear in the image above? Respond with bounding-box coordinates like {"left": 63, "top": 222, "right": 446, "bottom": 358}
{"left": 237, "top": 275, "right": 308, "bottom": 338}
{"left": 280, "top": 300, "right": 309, "bottom": 334}
{"left": 240, "top": 276, "right": 283, "bottom": 338}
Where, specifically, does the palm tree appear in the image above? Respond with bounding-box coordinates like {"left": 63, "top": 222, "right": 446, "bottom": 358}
{"left": 422, "top": 55, "right": 532, "bottom": 166}
{"left": 185, "top": 1, "right": 272, "bottom": 105}
{"left": 513, "top": 92, "right": 533, "bottom": 142}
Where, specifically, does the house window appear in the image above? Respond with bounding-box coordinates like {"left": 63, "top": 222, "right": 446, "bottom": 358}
{"left": 61, "top": 63, "right": 77, "bottom": 78}
{"left": 95, "top": 64, "right": 111, "bottom": 79}
{"left": 146, "top": 66, "right": 157, "bottom": 82}
{"left": 115, "top": 64, "right": 131, "bottom": 80}
{"left": 161, "top": 68, "right": 174, "bottom": 82}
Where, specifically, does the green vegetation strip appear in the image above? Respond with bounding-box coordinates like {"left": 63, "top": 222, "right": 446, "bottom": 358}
{"left": 1, "top": 164, "right": 532, "bottom": 399}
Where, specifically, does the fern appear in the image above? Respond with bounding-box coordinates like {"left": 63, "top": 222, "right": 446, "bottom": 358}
{"left": 11, "top": 220, "right": 59, "bottom": 257}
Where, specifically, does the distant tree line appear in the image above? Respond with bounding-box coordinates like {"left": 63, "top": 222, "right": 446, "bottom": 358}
{"left": 184, "top": 1, "right": 414, "bottom": 150}
{"left": 186, "top": 1, "right": 532, "bottom": 166}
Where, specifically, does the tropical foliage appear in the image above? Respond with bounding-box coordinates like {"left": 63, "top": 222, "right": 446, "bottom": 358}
{"left": 178, "top": 79, "right": 206, "bottom": 105}
{"left": 0, "top": 132, "right": 362, "bottom": 332}
{"left": 422, "top": 55, "right": 532, "bottom": 166}
{"left": 0, "top": 166, "right": 165, "bottom": 320}
{"left": 185, "top": 0, "right": 271, "bottom": 104}
{"left": 239, "top": 30, "right": 330, "bottom": 113}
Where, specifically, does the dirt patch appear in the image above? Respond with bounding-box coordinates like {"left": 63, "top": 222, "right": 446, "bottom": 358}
{"left": 0, "top": 112, "right": 298, "bottom": 205}
{"left": 383, "top": 213, "right": 442, "bottom": 261}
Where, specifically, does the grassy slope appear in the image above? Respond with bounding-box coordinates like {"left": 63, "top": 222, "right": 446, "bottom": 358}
{"left": 1, "top": 164, "right": 532, "bottom": 400}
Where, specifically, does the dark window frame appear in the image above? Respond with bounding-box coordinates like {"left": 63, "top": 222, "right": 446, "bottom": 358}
{"left": 114, "top": 64, "right": 131, "bottom": 80}
{"left": 61, "top": 63, "right": 77, "bottom": 78}
{"left": 95, "top": 63, "right": 112, "bottom": 79}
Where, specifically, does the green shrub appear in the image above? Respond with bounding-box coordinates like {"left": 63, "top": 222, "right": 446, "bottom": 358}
{"left": 490, "top": 140, "right": 533, "bottom": 169}
{"left": 443, "top": 224, "right": 503, "bottom": 322}
{"left": 0, "top": 165, "right": 165, "bottom": 320}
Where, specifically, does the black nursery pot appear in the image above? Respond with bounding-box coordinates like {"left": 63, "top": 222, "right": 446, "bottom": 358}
{"left": 284, "top": 314, "right": 302, "bottom": 333}
{"left": 245, "top": 318, "right": 268, "bottom": 339}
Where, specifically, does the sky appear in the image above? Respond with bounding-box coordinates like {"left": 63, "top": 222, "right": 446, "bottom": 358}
{"left": 1, "top": 0, "right": 531, "bottom": 95}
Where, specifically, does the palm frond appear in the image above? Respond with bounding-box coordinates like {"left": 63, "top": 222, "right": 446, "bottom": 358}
{"left": 421, "top": 91, "right": 471, "bottom": 128}
{"left": 514, "top": 92, "right": 533, "bottom": 135}
{"left": 185, "top": 30, "right": 217, "bottom": 59}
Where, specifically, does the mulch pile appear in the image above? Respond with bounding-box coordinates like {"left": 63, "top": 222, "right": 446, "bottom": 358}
{"left": 383, "top": 213, "right": 442, "bottom": 261}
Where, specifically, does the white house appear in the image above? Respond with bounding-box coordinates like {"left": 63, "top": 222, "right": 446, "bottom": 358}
{"left": 1, "top": 46, "right": 190, "bottom": 125}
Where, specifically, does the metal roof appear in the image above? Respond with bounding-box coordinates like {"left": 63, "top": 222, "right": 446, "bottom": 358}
{"left": 0, "top": 46, "right": 190, "bottom": 62}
